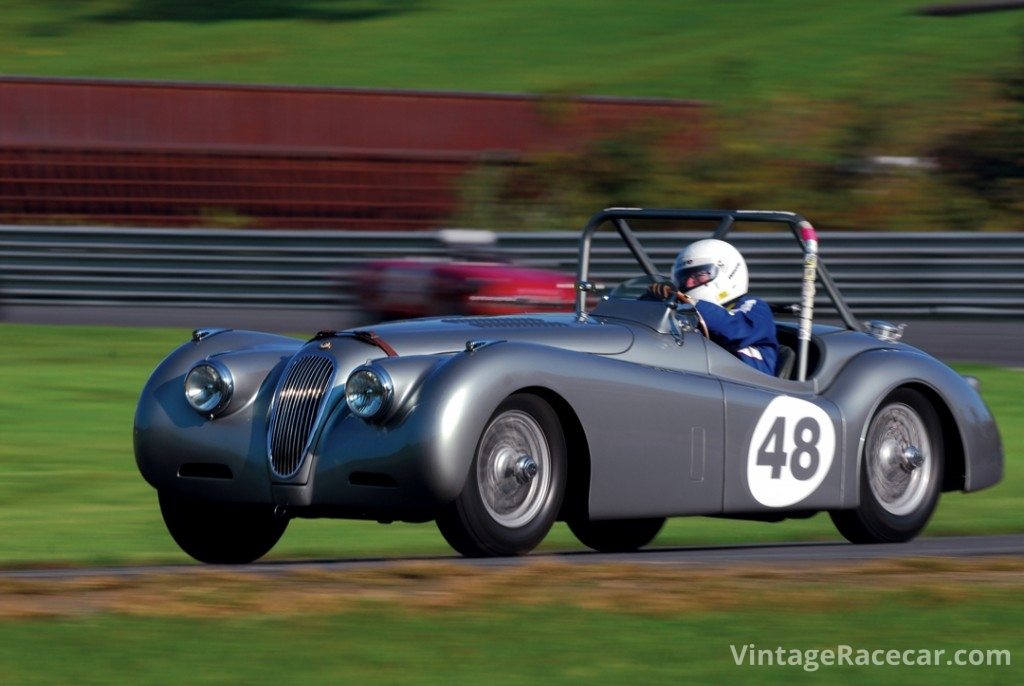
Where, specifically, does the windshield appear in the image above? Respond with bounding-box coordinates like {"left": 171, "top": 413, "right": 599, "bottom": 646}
{"left": 604, "top": 275, "right": 662, "bottom": 301}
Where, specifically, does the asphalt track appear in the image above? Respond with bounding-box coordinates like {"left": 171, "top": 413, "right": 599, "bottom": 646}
{"left": 2, "top": 535, "right": 1021, "bottom": 580}
{"left": 4, "top": 304, "right": 1024, "bottom": 366}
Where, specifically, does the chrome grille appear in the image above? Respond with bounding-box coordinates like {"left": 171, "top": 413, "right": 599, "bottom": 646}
{"left": 268, "top": 354, "right": 335, "bottom": 478}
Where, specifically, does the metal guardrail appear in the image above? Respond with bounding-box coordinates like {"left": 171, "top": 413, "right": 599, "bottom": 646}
{"left": 1, "top": 225, "right": 1023, "bottom": 317}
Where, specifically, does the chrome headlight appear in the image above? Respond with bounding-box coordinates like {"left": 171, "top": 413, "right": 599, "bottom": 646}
{"left": 184, "top": 360, "right": 234, "bottom": 417}
{"left": 345, "top": 366, "right": 393, "bottom": 420}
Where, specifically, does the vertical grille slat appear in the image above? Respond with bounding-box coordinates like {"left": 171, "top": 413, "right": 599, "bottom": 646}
{"left": 296, "top": 364, "right": 332, "bottom": 469}
{"left": 278, "top": 359, "right": 305, "bottom": 475}
{"left": 268, "top": 354, "right": 335, "bottom": 478}
{"left": 292, "top": 359, "right": 323, "bottom": 472}
{"left": 286, "top": 359, "right": 315, "bottom": 471}
{"left": 292, "top": 357, "right": 324, "bottom": 473}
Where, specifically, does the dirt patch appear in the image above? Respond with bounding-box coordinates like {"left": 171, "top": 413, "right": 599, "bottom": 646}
{"left": 1, "top": 557, "right": 1022, "bottom": 620}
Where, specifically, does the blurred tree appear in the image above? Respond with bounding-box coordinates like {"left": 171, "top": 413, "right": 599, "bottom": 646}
{"left": 933, "top": 37, "right": 1024, "bottom": 217}
{"left": 455, "top": 79, "right": 1024, "bottom": 233}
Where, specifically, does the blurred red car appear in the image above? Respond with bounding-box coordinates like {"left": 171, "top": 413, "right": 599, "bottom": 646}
{"left": 355, "top": 257, "right": 576, "bottom": 320}
{"left": 353, "top": 229, "right": 576, "bottom": 320}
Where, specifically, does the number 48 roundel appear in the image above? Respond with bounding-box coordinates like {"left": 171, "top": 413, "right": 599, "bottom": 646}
{"left": 746, "top": 396, "right": 836, "bottom": 507}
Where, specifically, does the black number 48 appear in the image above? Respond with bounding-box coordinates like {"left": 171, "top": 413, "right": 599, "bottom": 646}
{"left": 756, "top": 416, "right": 820, "bottom": 480}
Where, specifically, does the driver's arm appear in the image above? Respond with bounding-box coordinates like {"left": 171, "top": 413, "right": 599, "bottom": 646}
{"left": 693, "top": 298, "right": 773, "bottom": 347}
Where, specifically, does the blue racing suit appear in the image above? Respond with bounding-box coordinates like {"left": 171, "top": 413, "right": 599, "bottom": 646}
{"left": 694, "top": 296, "right": 779, "bottom": 375}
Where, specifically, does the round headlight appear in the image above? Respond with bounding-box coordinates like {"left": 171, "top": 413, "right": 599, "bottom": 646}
{"left": 184, "top": 361, "right": 233, "bottom": 416}
{"left": 345, "top": 367, "right": 392, "bottom": 420}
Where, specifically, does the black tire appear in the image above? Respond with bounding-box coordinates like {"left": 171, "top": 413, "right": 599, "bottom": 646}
{"left": 158, "top": 492, "right": 288, "bottom": 564}
{"left": 436, "top": 393, "right": 567, "bottom": 557}
{"left": 568, "top": 517, "right": 666, "bottom": 553}
{"left": 830, "top": 388, "right": 944, "bottom": 544}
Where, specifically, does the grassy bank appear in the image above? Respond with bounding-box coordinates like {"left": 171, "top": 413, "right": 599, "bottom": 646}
{"left": 0, "top": 558, "right": 1020, "bottom": 684}
{"left": 0, "top": 322, "right": 1019, "bottom": 566}
{"left": 3, "top": 1, "right": 1022, "bottom": 107}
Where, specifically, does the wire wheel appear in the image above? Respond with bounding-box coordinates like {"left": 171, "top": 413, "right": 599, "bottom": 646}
{"left": 476, "top": 409, "right": 552, "bottom": 529}
{"left": 436, "top": 394, "right": 566, "bottom": 557}
{"left": 830, "top": 388, "right": 943, "bottom": 544}
{"left": 865, "top": 402, "right": 935, "bottom": 517}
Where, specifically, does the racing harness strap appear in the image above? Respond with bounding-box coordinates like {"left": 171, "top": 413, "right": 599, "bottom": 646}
{"left": 349, "top": 330, "right": 399, "bottom": 357}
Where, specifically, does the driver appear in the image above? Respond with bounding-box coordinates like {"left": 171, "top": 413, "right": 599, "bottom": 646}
{"left": 647, "top": 239, "right": 779, "bottom": 374}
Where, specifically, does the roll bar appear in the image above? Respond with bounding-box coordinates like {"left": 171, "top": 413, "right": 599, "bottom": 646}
{"left": 575, "top": 208, "right": 863, "bottom": 381}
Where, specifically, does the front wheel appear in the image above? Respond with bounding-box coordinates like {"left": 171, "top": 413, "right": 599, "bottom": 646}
{"left": 436, "top": 394, "right": 567, "bottom": 557}
{"left": 158, "top": 492, "right": 288, "bottom": 564}
{"left": 830, "top": 388, "right": 943, "bottom": 543}
{"left": 569, "top": 517, "right": 666, "bottom": 553}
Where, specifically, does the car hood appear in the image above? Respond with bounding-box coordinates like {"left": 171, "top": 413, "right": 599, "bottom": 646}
{"left": 349, "top": 314, "right": 634, "bottom": 356}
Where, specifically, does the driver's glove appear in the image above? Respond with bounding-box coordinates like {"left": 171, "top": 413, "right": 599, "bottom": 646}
{"left": 647, "top": 282, "right": 678, "bottom": 301}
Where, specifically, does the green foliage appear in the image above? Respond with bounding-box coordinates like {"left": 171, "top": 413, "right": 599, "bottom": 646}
{"left": 932, "top": 40, "right": 1024, "bottom": 221}
{"left": 455, "top": 90, "right": 1016, "bottom": 232}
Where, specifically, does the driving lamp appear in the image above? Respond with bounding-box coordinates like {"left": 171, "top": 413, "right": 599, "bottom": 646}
{"left": 345, "top": 367, "right": 393, "bottom": 420}
{"left": 184, "top": 361, "right": 234, "bottom": 416}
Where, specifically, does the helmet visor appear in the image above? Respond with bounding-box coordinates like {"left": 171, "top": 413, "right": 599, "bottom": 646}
{"left": 674, "top": 263, "right": 719, "bottom": 292}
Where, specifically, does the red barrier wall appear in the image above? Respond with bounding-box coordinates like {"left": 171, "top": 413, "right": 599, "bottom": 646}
{"left": 0, "top": 77, "right": 704, "bottom": 228}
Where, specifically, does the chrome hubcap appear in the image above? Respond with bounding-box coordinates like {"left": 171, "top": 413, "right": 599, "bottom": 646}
{"left": 513, "top": 456, "right": 539, "bottom": 484}
{"left": 866, "top": 402, "right": 933, "bottom": 516}
{"left": 477, "top": 410, "right": 550, "bottom": 528}
{"left": 900, "top": 446, "right": 925, "bottom": 472}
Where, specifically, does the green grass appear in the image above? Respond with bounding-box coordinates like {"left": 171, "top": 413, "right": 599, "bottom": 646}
{"left": 0, "top": 568, "right": 1021, "bottom": 685}
{"left": 0, "top": 321, "right": 1020, "bottom": 566}
{"left": 2, "top": 1, "right": 1023, "bottom": 108}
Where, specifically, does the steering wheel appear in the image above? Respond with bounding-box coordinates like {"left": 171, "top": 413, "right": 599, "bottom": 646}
{"left": 652, "top": 281, "right": 709, "bottom": 338}
{"left": 687, "top": 304, "right": 710, "bottom": 339}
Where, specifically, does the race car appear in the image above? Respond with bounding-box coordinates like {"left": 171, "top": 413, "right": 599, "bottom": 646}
{"left": 353, "top": 258, "right": 576, "bottom": 319}
{"left": 134, "top": 208, "right": 1003, "bottom": 562}
{"left": 350, "top": 229, "right": 575, "bottom": 320}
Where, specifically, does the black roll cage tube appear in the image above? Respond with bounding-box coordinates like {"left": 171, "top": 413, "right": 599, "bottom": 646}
{"left": 574, "top": 207, "right": 862, "bottom": 333}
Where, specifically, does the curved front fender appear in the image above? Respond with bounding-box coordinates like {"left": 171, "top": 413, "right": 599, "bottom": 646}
{"left": 823, "top": 349, "right": 1003, "bottom": 507}
{"left": 311, "top": 341, "right": 593, "bottom": 509}
{"left": 133, "top": 330, "right": 302, "bottom": 502}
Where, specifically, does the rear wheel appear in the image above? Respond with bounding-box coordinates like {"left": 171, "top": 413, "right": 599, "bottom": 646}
{"left": 436, "top": 394, "right": 566, "bottom": 557}
{"left": 830, "top": 388, "right": 943, "bottom": 543}
{"left": 158, "top": 492, "right": 288, "bottom": 564}
{"left": 569, "top": 517, "right": 666, "bottom": 553}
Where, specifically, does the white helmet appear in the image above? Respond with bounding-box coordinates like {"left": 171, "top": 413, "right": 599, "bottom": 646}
{"left": 671, "top": 239, "right": 748, "bottom": 305}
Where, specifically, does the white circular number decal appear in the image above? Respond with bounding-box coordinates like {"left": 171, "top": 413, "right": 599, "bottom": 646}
{"left": 746, "top": 396, "right": 836, "bottom": 507}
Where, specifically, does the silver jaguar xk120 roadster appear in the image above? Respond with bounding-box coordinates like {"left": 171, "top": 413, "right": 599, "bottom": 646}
{"left": 134, "top": 208, "right": 1003, "bottom": 562}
